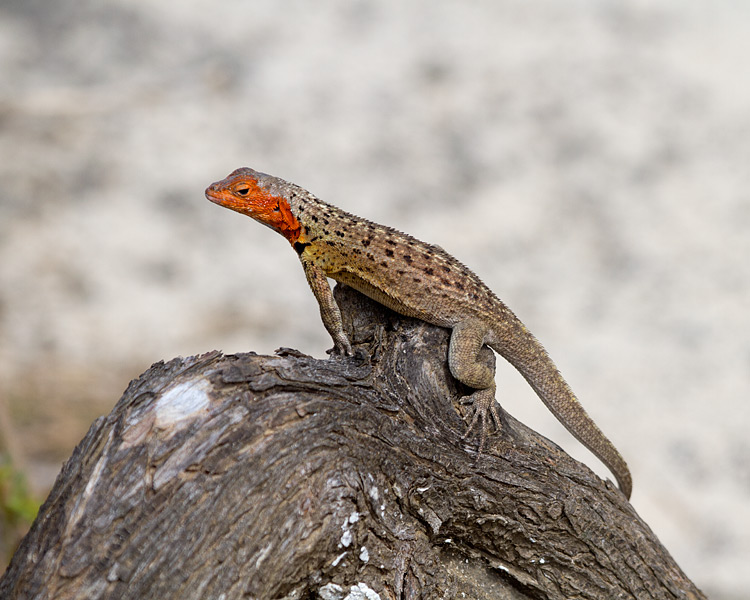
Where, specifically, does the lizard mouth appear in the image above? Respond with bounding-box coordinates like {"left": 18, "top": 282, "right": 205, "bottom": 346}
{"left": 205, "top": 186, "right": 219, "bottom": 202}
{"left": 205, "top": 186, "right": 228, "bottom": 206}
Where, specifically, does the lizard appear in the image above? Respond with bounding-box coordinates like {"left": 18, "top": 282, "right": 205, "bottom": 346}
{"left": 205, "top": 167, "right": 633, "bottom": 499}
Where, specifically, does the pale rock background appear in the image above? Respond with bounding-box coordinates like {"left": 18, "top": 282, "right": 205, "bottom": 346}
{"left": 0, "top": 1, "right": 748, "bottom": 596}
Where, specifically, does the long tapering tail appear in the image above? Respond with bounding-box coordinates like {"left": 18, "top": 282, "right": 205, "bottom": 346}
{"left": 488, "top": 318, "right": 632, "bottom": 499}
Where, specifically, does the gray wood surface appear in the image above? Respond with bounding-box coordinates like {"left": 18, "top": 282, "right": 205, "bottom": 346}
{"left": 0, "top": 286, "right": 704, "bottom": 599}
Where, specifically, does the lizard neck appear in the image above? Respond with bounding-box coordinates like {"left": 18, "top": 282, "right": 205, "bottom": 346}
{"left": 224, "top": 185, "right": 303, "bottom": 243}
{"left": 268, "top": 195, "right": 302, "bottom": 244}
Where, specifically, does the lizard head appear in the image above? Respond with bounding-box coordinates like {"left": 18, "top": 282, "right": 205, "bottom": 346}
{"left": 206, "top": 167, "right": 301, "bottom": 243}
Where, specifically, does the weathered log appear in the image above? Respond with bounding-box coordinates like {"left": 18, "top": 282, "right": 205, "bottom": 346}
{"left": 0, "top": 285, "right": 705, "bottom": 599}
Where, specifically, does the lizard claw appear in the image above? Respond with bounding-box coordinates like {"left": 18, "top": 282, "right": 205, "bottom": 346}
{"left": 460, "top": 388, "right": 501, "bottom": 454}
{"left": 326, "top": 338, "right": 354, "bottom": 357}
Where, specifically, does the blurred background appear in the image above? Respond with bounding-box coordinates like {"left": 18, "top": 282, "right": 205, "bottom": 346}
{"left": 1, "top": 0, "right": 748, "bottom": 596}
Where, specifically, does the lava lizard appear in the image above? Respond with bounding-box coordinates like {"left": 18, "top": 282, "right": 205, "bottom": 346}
{"left": 206, "top": 167, "right": 632, "bottom": 498}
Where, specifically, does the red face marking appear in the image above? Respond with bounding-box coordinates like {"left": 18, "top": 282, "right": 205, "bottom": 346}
{"left": 206, "top": 171, "right": 301, "bottom": 243}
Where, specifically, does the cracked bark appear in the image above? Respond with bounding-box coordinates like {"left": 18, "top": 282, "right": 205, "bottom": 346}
{"left": 0, "top": 285, "right": 705, "bottom": 599}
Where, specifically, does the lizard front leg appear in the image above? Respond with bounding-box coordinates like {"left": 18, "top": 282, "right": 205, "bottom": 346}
{"left": 449, "top": 319, "right": 501, "bottom": 450}
{"left": 301, "top": 259, "right": 353, "bottom": 356}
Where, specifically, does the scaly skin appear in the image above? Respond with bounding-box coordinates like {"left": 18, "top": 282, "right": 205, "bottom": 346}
{"left": 206, "top": 167, "right": 633, "bottom": 499}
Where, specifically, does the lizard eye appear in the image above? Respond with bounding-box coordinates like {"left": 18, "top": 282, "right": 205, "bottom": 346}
{"left": 235, "top": 186, "right": 250, "bottom": 197}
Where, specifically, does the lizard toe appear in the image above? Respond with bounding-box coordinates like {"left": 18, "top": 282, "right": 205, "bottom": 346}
{"left": 460, "top": 388, "right": 500, "bottom": 454}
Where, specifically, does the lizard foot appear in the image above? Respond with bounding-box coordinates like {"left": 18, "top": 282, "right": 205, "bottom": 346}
{"left": 460, "top": 388, "right": 501, "bottom": 454}
{"left": 325, "top": 337, "right": 353, "bottom": 358}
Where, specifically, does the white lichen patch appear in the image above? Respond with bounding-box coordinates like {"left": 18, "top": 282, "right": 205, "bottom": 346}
{"left": 340, "top": 529, "right": 353, "bottom": 548}
{"left": 339, "top": 513, "right": 357, "bottom": 548}
{"left": 331, "top": 552, "right": 347, "bottom": 567}
{"left": 318, "top": 583, "right": 345, "bottom": 600}
{"left": 343, "top": 583, "right": 381, "bottom": 600}
{"left": 153, "top": 379, "right": 211, "bottom": 432}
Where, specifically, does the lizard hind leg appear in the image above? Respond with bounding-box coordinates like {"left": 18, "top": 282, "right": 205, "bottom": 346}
{"left": 449, "top": 321, "right": 502, "bottom": 452}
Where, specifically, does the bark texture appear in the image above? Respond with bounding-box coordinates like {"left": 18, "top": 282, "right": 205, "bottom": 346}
{"left": 0, "top": 285, "right": 705, "bottom": 599}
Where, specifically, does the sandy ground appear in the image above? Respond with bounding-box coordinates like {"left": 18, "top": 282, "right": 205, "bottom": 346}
{"left": 1, "top": 1, "right": 748, "bottom": 596}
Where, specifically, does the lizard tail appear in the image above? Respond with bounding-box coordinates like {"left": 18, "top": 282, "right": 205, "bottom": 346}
{"left": 488, "top": 319, "right": 633, "bottom": 499}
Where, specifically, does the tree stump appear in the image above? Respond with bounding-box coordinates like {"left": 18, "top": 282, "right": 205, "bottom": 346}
{"left": 0, "top": 285, "right": 705, "bottom": 599}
